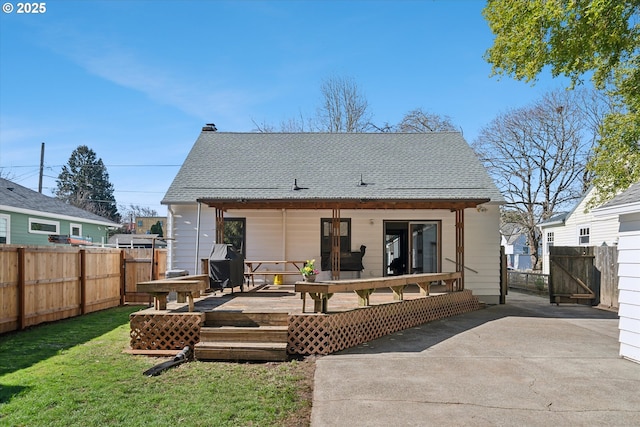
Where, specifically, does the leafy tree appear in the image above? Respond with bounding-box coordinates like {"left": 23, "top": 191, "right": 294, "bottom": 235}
{"left": 55, "top": 145, "right": 120, "bottom": 222}
{"left": 483, "top": 0, "right": 640, "bottom": 202}
{"left": 473, "top": 90, "right": 602, "bottom": 269}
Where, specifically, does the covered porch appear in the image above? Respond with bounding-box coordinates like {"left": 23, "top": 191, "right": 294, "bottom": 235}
{"left": 193, "top": 197, "right": 489, "bottom": 288}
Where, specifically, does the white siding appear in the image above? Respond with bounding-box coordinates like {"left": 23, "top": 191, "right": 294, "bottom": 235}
{"left": 617, "top": 212, "right": 640, "bottom": 364}
{"left": 540, "top": 188, "right": 620, "bottom": 274}
{"left": 166, "top": 203, "right": 502, "bottom": 303}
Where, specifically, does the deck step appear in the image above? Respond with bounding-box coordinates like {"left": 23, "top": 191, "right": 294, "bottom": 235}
{"left": 200, "top": 325, "right": 288, "bottom": 342}
{"left": 204, "top": 311, "right": 288, "bottom": 327}
{"left": 194, "top": 341, "right": 288, "bottom": 362}
{"left": 197, "top": 311, "right": 290, "bottom": 362}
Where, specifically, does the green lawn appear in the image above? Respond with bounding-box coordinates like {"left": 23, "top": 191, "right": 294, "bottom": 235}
{"left": 0, "top": 306, "right": 313, "bottom": 426}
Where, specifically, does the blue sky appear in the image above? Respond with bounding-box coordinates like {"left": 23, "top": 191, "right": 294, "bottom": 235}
{"left": 0, "top": 0, "right": 568, "bottom": 217}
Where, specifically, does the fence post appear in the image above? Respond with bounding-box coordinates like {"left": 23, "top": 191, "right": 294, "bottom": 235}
{"left": 120, "top": 250, "right": 126, "bottom": 305}
{"left": 80, "top": 249, "right": 87, "bottom": 315}
{"left": 18, "top": 247, "right": 26, "bottom": 330}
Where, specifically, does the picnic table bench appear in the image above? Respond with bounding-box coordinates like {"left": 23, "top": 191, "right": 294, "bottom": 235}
{"left": 295, "top": 272, "right": 462, "bottom": 313}
{"left": 137, "top": 274, "right": 208, "bottom": 312}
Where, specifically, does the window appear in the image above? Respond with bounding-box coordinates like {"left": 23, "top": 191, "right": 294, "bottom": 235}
{"left": 578, "top": 226, "right": 590, "bottom": 245}
{"left": 546, "top": 232, "right": 554, "bottom": 253}
{"left": 0, "top": 214, "right": 9, "bottom": 244}
{"left": 71, "top": 223, "right": 82, "bottom": 236}
{"left": 29, "top": 218, "right": 59, "bottom": 234}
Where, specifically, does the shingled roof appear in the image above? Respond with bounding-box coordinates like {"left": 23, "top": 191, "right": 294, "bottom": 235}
{"left": 162, "top": 132, "right": 504, "bottom": 208}
{"left": 0, "top": 177, "right": 119, "bottom": 226}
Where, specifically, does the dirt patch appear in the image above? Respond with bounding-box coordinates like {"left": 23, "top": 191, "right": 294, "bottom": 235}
{"left": 283, "top": 355, "right": 317, "bottom": 427}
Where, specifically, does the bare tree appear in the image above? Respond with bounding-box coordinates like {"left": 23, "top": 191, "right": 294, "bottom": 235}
{"left": 316, "top": 75, "right": 372, "bottom": 132}
{"left": 252, "top": 111, "right": 311, "bottom": 133}
{"left": 396, "top": 108, "right": 458, "bottom": 132}
{"left": 0, "top": 168, "right": 16, "bottom": 180}
{"left": 473, "top": 89, "right": 603, "bottom": 269}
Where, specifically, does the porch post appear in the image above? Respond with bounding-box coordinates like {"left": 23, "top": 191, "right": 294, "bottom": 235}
{"left": 331, "top": 207, "right": 341, "bottom": 280}
{"left": 215, "top": 208, "right": 225, "bottom": 244}
{"left": 455, "top": 208, "right": 464, "bottom": 290}
{"left": 194, "top": 201, "right": 202, "bottom": 274}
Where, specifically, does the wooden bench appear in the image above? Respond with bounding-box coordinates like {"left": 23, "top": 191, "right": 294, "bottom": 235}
{"left": 137, "top": 274, "right": 208, "bottom": 312}
{"left": 295, "top": 272, "right": 462, "bottom": 313}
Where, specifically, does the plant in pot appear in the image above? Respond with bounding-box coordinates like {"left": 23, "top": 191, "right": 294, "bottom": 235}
{"left": 300, "top": 259, "right": 319, "bottom": 282}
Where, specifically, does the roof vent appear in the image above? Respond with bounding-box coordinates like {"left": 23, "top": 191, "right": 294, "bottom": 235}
{"left": 202, "top": 123, "right": 217, "bottom": 131}
{"left": 357, "top": 174, "right": 368, "bottom": 186}
{"left": 292, "top": 179, "right": 307, "bottom": 191}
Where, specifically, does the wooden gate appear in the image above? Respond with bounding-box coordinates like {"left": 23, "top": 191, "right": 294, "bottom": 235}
{"left": 123, "top": 249, "right": 167, "bottom": 303}
{"left": 549, "top": 246, "right": 597, "bottom": 305}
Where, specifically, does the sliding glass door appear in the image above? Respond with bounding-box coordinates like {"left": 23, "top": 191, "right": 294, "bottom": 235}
{"left": 385, "top": 221, "right": 440, "bottom": 275}
{"left": 409, "top": 222, "right": 438, "bottom": 273}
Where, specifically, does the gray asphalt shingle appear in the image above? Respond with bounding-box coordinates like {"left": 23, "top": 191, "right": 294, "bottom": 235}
{"left": 162, "top": 132, "right": 504, "bottom": 204}
{"left": 0, "top": 177, "right": 119, "bottom": 225}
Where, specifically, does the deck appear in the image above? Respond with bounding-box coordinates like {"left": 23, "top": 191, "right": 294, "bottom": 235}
{"left": 129, "top": 282, "right": 482, "bottom": 357}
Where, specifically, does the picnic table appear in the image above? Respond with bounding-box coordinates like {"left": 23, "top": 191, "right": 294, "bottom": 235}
{"left": 137, "top": 274, "right": 208, "bottom": 312}
{"left": 295, "top": 271, "right": 462, "bottom": 313}
{"left": 244, "top": 260, "right": 307, "bottom": 286}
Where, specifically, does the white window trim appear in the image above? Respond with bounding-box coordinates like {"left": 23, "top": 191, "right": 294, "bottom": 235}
{"left": 70, "top": 223, "right": 82, "bottom": 236}
{"left": 546, "top": 231, "right": 554, "bottom": 255}
{"left": 28, "top": 218, "right": 60, "bottom": 235}
{"left": 577, "top": 224, "right": 591, "bottom": 246}
{"left": 0, "top": 213, "right": 10, "bottom": 244}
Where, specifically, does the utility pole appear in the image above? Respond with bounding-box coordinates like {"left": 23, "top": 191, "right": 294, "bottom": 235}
{"left": 38, "top": 142, "right": 45, "bottom": 193}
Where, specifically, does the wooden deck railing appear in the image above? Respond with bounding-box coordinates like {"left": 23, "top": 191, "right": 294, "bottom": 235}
{"left": 295, "top": 272, "right": 462, "bottom": 313}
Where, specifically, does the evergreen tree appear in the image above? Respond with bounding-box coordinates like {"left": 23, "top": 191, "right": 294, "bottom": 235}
{"left": 55, "top": 145, "right": 120, "bottom": 222}
{"left": 150, "top": 221, "right": 164, "bottom": 237}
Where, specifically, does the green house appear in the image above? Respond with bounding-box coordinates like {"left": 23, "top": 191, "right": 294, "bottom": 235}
{"left": 0, "top": 178, "right": 119, "bottom": 246}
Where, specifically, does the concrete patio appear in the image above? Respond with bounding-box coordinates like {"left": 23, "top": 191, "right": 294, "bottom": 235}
{"left": 310, "top": 290, "right": 640, "bottom": 426}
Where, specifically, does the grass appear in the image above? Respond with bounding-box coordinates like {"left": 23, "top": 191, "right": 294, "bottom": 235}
{"left": 0, "top": 306, "right": 313, "bottom": 426}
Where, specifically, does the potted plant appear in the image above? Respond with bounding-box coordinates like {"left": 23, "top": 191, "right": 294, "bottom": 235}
{"left": 300, "top": 259, "right": 319, "bottom": 282}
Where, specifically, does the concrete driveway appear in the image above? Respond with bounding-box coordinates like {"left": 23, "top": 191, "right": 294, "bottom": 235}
{"left": 311, "top": 291, "right": 640, "bottom": 426}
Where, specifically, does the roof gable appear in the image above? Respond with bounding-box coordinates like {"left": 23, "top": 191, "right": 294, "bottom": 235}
{"left": 0, "top": 178, "right": 119, "bottom": 226}
{"left": 162, "top": 132, "right": 504, "bottom": 206}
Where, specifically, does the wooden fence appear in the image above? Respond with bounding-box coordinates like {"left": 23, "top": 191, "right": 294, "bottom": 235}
{"left": 507, "top": 246, "right": 618, "bottom": 310}
{"left": 0, "top": 245, "right": 167, "bottom": 334}
{"left": 549, "top": 246, "right": 619, "bottom": 308}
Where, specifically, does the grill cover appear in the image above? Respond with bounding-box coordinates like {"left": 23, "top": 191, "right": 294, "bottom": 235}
{"left": 208, "top": 244, "right": 244, "bottom": 291}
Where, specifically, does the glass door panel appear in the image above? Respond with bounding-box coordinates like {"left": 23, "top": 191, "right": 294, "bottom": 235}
{"left": 409, "top": 222, "right": 438, "bottom": 273}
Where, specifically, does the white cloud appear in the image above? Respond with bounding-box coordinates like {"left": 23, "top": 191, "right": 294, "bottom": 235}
{"left": 40, "top": 26, "right": 267, "bottom": 126}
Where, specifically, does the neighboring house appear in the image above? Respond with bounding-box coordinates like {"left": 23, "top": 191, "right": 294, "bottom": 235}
{"left": 162, "top": 131, "right": 505, "bottom": 304}
{"left": 500, "top": 223, "right": 532, "bottom": 270}
{"left": 135, "top": 216, "right": 167, "bottom": 235}
{"left": 0, "top": 177, "right": 119, "bottom": 246}
{"left": 593, "top": 181, "right": 640, "bottom": 364}
{"left": 538, "top": 187, "right": 620, "bottom": 274}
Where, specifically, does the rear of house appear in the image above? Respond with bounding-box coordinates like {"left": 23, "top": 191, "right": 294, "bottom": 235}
{"left": 162, "top": 132, "right": 505, "bottom": 304}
